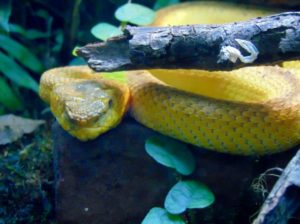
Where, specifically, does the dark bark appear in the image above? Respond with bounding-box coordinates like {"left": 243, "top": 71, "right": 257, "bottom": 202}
{"left": 249, "top": 0, "right": 300, "bottom": 8}
{"left": 76, "top": 12, "right": 300, "bottom": 72}
{"left": 253, "top": 149, "right": 300, "bottom": 224}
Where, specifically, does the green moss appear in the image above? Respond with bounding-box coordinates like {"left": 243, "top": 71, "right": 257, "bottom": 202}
{"left": 0, "top": 126, "right": 55, "bottom": 224}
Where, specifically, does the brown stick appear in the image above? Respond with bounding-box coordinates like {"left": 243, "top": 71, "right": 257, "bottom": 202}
{"left": 76, "top": 12, "right": 300, "bottom": 72}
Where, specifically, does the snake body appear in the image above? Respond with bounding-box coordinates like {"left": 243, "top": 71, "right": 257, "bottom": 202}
{"left": 40, "top": 65, "right": 300, "bottom": 155}
{"left": 39, "top": 2, "right": 300, "bottom": 155}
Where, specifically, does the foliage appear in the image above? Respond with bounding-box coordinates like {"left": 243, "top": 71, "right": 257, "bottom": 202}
{"left": 1, "top": 0, "right": 184, "bottom": 223}
{"left": 115, "top": 2, "right": 156, "bottom": 26}
{"left": 145, "top": 136, "right": 196, "bottom": 175}
{"left": 164, "top": 180, "right": 215, "bottom": 214}
{"left": 0, "top": 77, "right": 23, "bottom": 111}
{"left": 90, "top": 1, "right": 159, "bottom": 41}
{"left": 91, "top": 23, "right": 123, "bottom": 41}
{"left": 143, "top": 136, "right": 215, "bottom": 224}
{"left": 0, "top": 0, "right": 12, "bottom": 34}
{"left": 0, "top": 1, "right": 52, "bottom": 113}
{"left": 142, "top": 207, "right": 185, "bottom": 224}
{"left": 0, "top": 50, "right": 39, "bottom": 92}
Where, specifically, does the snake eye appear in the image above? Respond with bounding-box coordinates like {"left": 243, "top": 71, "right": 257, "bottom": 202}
{"left": 108, "top": 99, "right": 113, "bottom": 108}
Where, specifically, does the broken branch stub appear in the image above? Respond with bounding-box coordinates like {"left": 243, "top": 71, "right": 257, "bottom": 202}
{"left": 253, "top": 149, "right": 300, "bottom": 224}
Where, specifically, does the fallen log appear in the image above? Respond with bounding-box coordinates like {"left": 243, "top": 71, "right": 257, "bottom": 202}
{"left": 77, "top": 12, "right": 300, "bottom": 72}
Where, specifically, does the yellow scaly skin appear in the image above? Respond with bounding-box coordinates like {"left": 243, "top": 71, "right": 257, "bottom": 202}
{"left": 40, "top": 65, "right": 300, "bottom": 155}
{"left": 40, "top": 66, "right": 130, "bottom": 140}
{"left": 39, "top": 2, "right": 299, "bottom": 155}
{"left": 128, "top": 67, "right": 300, "bottom": 155}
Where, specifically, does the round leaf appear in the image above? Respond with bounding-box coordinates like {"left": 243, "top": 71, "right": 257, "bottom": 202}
{"left": 91, "top": 23, "right": 122, "bottom": 41}
{"left": 145, "top": 136, "right": 196, "bottom": 175}
{"left": 142, "top": 207, "right": 185, "bottom": 224}
{"left": 115, "top": 3, "right": 156, "bottom": 25}
{"left": 165, "top": 180, "right": 215, "bottom": 214}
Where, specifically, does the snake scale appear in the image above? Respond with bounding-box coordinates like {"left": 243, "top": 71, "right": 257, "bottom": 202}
{"left": 39, "top": 2, "right": 300, "bottom": 155}
{"left": 40, "top": 64, "right": 300, "bottom": 155}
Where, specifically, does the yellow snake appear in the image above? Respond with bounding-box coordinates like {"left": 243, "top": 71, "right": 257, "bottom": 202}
{"left": 39, "top": 3, "right": 300, "bottom": 155}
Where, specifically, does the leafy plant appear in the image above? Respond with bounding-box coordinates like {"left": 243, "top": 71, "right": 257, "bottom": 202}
{"left": 0, "top": 0, "right": 46, "bottom": 112}
{"left": 142, "top": 207, "right": 185, "bottom": 224}
{"left": 164, "top": 180, "right": 214, "bottom": 214}
{"left": 143, "top": 136, "right": 215, "bottom": 224}
{"left": 145, "top": 136, "right": 196, "bottom": 175}
{"left": 115, "top": 2, "right": 156, "bottom": 26}
{"left": 91, "top": 23, "right": 123, "bottom": 41}
{"left": 90, "top": 1, "right": 157, "bottom": 42}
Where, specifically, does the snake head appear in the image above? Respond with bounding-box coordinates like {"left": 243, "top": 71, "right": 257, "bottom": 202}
{"left": 49, "top": 77, "right": 129, "bottom": 141}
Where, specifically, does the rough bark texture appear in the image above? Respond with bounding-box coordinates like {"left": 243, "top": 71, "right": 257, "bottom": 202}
{"left": 249, "top": 0, "right": 300, "bottom": 8}
{"left": 77, "top": 12, "right": 300, "bottom": 72}
{"left": 253, "top": 149, "right": 300, "bottom": 224}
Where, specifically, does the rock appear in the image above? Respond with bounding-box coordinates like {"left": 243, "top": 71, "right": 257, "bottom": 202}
{"left": 53, "top": 117, "right": 298, "bottom": 224}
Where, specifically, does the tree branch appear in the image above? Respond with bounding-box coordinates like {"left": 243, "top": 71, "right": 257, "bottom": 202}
{"left": 253, "top": 149, "right": 300, "bottom": 224}
{"left": 76, "top": 12, "right": 300, "bottom": 72}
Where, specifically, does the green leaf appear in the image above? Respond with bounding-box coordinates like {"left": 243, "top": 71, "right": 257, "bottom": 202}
{"left": 91, "top": 23, "right": 123, "bottom": 41}
{"left": 9, "top": 24, "right": 50, "bottom": 40}
{"left": 69, "top": 57, "right": 86, "bottom": 66}
{"left": 145, "top": 136, "right": 196, "bottom": 175}
{"left": 35, "top": 9, "right": 50, "bottom": 19}
{"left": 115, "top": 3, "right": 156, "bottom": 25}
{"left": 142, "top": 207, "right": 184, "bottom": 224}
{"left": 153, "top": 0, "right": 180, "bottom": 10}
{"left": 0, "top": 106, "right": 5, "bottom": 115}
{"left": 0, "top": 34, "right": 44, "bottom": 73}
{"left": 52, "top": 30, "right": 64, "bottom": 52}
{"left": 164, "top": 180, "right": 215, "bottom": 214}
{"left": 0, "top": 0, "right": 12, "bottom": 33}
{"left": 25, "top": 29, "right": 50, "bottom": 39}
{"left": 0, "top": 77, "right": 23, "bottom": 110}
{"left": 0, "top": 51, "right": 39, "bottom": 92}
